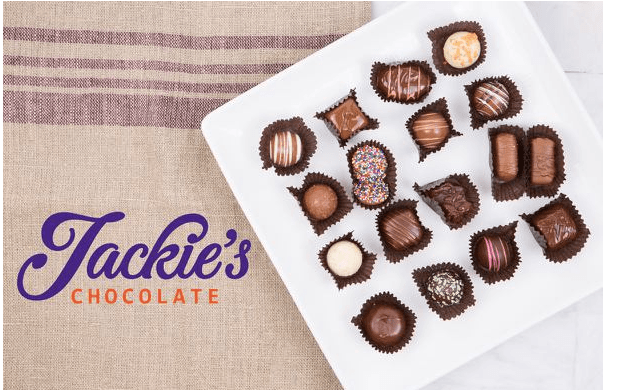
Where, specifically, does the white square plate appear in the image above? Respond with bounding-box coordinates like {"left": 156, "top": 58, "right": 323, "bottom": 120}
{"left": 201, "top": 2, "right": 602, "bottom": 389}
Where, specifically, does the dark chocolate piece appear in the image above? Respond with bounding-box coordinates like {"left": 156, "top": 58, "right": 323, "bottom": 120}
{"left": 351, "top": 292, "right": 416, "bottom": 353}
{"left": 315, "top": 89, "right": 379, "bottom": 147}
{"left": 469, "top": 221, "right": 521, "bottom": 284}
{"left": 414, "top": 173, "right": 480, "bottom": 230}
{"left": 465, "top": 76, "right": 523, "bottom": 129}
{"left": 521, "top": 194, "right": 589, "bottom": 262}
{"left": 370, "top": 61, "right": 436, "bottom": 104}
{"left": 413, "top": 262, "right": 476, "bottom": 320}
{"left": 428, "top": 21, "right": 487, "bottom": 76}
{"left": 406, "top": 98, "right": 461, "bottom": 162}
{"left": 259, "top": 117, "right": 317, "bottom": 176}
{"left": 288, "top": 173, "right": 353, "bottom": 235}
{"left": 526, "top": 125, "right": 565, "bottom": 198}
{"left": 488, "top": 125, "right": 526, "bottom": 201}
{"left": 318, "top": 232, "right": 376, "bottom": 290}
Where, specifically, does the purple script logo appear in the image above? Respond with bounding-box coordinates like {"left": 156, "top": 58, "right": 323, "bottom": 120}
{"left": 17, "top": 212, "right": 251, "bottom": 301}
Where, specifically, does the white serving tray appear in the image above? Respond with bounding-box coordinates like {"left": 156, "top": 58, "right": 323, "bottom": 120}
{"left": 201, "top": 2, "right": 602, "bottom": 389}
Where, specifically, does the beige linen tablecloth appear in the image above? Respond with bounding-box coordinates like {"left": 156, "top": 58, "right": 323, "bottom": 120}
{"left": 3, "top": 2, "right": 370, "bottom": 388}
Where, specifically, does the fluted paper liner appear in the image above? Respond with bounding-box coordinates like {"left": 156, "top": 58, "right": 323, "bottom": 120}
{"left": 427, "top": 20, "right": 487, "bottom": 76}
{"left": 406, "top": 97, "right": 462, "bottom": 162}
{"left": 488, "top": 125, "right": 527, "bottom": 201}
{"left": 521, "top": 194, "right": 589, "bottom": 263}
{"left": 351, "top": 292, "right": 416, "bottom": 354}
{"left": 469, "top": 221, "right": 521, "bottom": 284}
{"left": 464, "top": 76, "right": 523, "bottom": 129}
{"left": 412, "top": 262, "right": 476, "bottom": 320}
{"left": 288, "top": 172, "right": 353, "bottom": 236}
{"left": 525, "top": 125, "right": 566, "bottom": 198}
{"left": 259, "top": 117, "right": 317, "bottom": 176}
{"left": 318, "top": 232, "right": 376, "bottom": 289}
{"left": 376, "top": 199, "right": 433, "bottom": 263}
{"left": 370, "top": 60, "right": 437, "bottom": 105}
{"left": 315, "top": 89, "right": 379, "bottom": 147}
{"left": 346, "top": 140, "right": 397, "bottom": 210}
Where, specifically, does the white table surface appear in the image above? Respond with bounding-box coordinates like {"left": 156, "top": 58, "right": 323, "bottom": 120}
{"left": 369, "top": 2, "right": 602, "bottom": 390}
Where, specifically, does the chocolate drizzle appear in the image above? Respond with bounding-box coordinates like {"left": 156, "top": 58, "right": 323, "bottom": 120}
{"left": 370, "top": 60, "right": 437, "bottom": 105}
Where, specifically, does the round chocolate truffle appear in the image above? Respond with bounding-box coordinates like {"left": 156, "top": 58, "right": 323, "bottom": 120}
{"left": 412, "top": 112, "right": 449, "bottom": 150}
{"left": 443, "top": 31, "right": 481, "bottom": 69}
{"left": 326, "top": 240, "right": 362, "bottom": 277}
{"left": 426, "top": 270, "right": 464, "bottom": 307}
{"left": 268, "top": 131, "right": 302, "bottom": 168}
{"left": 474, "top": 235, "right": 511, "bottom": 273}
{"left": 362, "top": 303, "right": 406, "bottom": 347}
{"left": 380, "top": 208, "right": 423, "bottom": 251}
{"left": 353, "top": 179, "right": 389, "bottom": 206}
{"left": 472, "top": 81, "right": 510, "bottom": 119}
{"left": 302, "top": 184, "right": 338, "bottom": 221}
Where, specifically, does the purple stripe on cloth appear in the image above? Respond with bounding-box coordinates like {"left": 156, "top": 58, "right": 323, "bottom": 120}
{"left": 4, "top": 55, "right": 292, "bottom": 75}
{"left": 4, "top": 27, "right": 344, "bottom": 50}
{"left": 3, "top": 91, "right": 227, "bottom": 129}
{"left": 4, "top": 75, "right": 257, "bottom": 94}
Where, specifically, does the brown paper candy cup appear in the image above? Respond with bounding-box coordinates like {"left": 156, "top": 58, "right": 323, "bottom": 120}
{"left": 258, "top": 117, "right": 317, "bottom": 176}
{"left": 346, "top": 140, "right": 397, "bottom": 210}
{"left": 351, "top": 292, "right": 417, "bottom": 354}
{"left": 413, "top": 173, "right": 480, "bottom": 230}
{"left": 370, "top": 60, "right": 437, "bottom": 105}
{"left": 412, "top": 262, "right": 476, "bottom": 320}
{"left": 521, "top": 194, "right": 590, "bottom": 263}
{"left": 318, "top": 232, "right": 376, "bottom": 289}
{"left": 464, "top": 76, "right": 523, "bottom": 129}
{"left": 288, "top": 172, "right": 353, "bottom": 236}
{"left": 488, "top": 125, "right": 527, "bottom": 201}
{"left": 406, "top": 98, "right": 462, "bottom": 162}
{"left": 376, "top": 199, "right": 433, "bottom": 263}
{"left": 525, "top": 124, "right": 566, "bottom": 198}
{"left": 469, "top": 221, "right": 521, "bottom": 284}
{"left": 315, "top": 89, "right": 379, "bottom": 147}
{"left": 427, "top": 21, "right": 487, "bottom": 76}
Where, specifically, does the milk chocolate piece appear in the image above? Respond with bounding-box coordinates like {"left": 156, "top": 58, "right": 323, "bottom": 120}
{"left": 488, "top": 125, "right": 526, "bottom": 201}
{"left": 526, "top": 125, "right": 565, "bottom": 198}
{"left": 315, "top": 89, "right": 378, "bottom": 147}
{"left": 521, "top": 194, "right": 589, "bottom": 262}
{"left": 259, "top": 117, "right": 317, "bottom": 176}
{"left": 469, "top": 221, "right": 521, "bottom": 284}
{"left": 406, "top": 98, "right": 461, "bottom": 162}
{"left": 269, "top": 131, "right": 302, "bottom": 168}
{"left": 493, "top": 133, "right": 518, "bottom": 181}
{"left": 530, "top": 137, "right": 556, "bottom": 185}
{"left": 318, "top": 232, "right": 376, "bottom": 289}
{"left": 302, "top": 184, "right": 337, "bottom": 221}
{"left": 351, "top": 292, "right": 416, "bottom": 353}
{"left": 371, "top": 61, "right": 436, "bottom": 104}
{"left": 428, "top": 21, "right": 487, "bottom": 76}
{"left": 465, "top": 76, "right": 523, "bottom": 129}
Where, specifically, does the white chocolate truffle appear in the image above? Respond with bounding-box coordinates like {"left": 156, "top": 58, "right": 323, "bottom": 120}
{"left": 326, "top": 240, "right": 362, "bottom": 277}
{"left": 443, "top": 31, "right": 481, "bottom": 69}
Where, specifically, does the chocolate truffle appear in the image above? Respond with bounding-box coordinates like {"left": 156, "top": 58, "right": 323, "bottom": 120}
{"left": 411, "top": 112, "right": 449, "bottom": 150}
{"left": 302, "top": 184, "right": 337, "bottom": 221}
{"left": 472, "top": 81, "right": 510, "bottom": 119}
{"left": 268, "top": 131, "right": 302, "bottom": 168}
{"left": 532, "top": 204, "right": 577, "bottom": 249}
{"left": 380, "top": 208, "right": 423, "bottom": 251}
{"left": 473, "top": 235, "right": 511, "bottom": 273}
{"left": 353, "top": 179, "right": 389, "bottom": 206}
{"left": 426, "top": 270, "right": 464, "bottom": 307}
{"left": 492, "top": 132, "right": 519, "bottom": 182}
{"left": 530, "top": 137, "right": 556, "bottom": 186}
{"left": 350, "top": 145, "right": 388, "bottom": 180}
{"left": 362, "top": 303, "right": 406, "bottom": 347}
{"left": 326, "top": 240, "right": 363, "bottom": 277}
{"left": 443, "top": 31, "right": 481, "bottom": 69}
{"left": 427, "top": 182, "right": 473, "bottom": 226}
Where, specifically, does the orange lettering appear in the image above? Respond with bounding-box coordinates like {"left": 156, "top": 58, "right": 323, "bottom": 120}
{"left": 71, "top": 289, "right": 83, "bottom": 304}
{"left": 139, "top": 289, "right": 151, "bottom": 304}
{"left": 191, "top": 288, "right": 202, "bottom": 304}
{"left": 173, "top": 289, "right": 186, "bottom": 304}
{"left": 209, "top": 289, "right": 219, "bottom": 304}
{"left": 88, "top": 289, "right": 100, "bottom": 304}
{"left": 123, "top": 289, "right": 134, "bottom": 304}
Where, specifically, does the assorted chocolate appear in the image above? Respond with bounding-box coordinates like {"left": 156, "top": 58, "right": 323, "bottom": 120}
{"left": 315, "top": 89, "right": 379, "bottom": 147}
{"left": 351, "top": 292, "right": 417, "bottom": 353}
{"left": 465, "top": 76, "right": 523, "bottom": 129}
{"left": 376, "top": 199, "right": 432, "bottom": 263}
{"left": 428, "top": 21, "right": 487, "bottom": 76}
{"left": 319, "top": 232, "right": 377, "bottom": 289}
{"left": 259, "top": 117, "right": 317, "bottom": 176}
{"left": 521, "top": 194, "right": 589, "bottom": 263}
{"left": 414, "top": 173, "right": 480, "bottom": 229}
{"left": 469, "top": 221, "right": 521, "bottom": 284}
{"left": 288, "top": 173, "right": 353, "bottom": 235}
{"left": 370, "top": 61, "right": 437, "bottom": 104}
{"left": 413, "top": 263, "right": 475, "bottom": 320}
{"left": 406, "top": 98, "right": 462, "bottom": 162}
{"left": 526, "top": 125, "right": 566, "bottom": 198}
{"left": 347, "top": 141, "right": 397, "bottom": 209}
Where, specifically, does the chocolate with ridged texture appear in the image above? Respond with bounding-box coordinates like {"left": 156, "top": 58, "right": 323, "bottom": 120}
{"left": 302, "top": 184, "right": 337, "bottom": 221}
{"left": 530, "top": 137, "right": 556, "bottom": 185}
{"left": 427, "top": 182, "right": 472, "bottom": 225}
{"left": 370, "top": 61, "right": 436, "bottom": 105}
{"left": 259, "top": 117, "right": 317, "bottom": 176}
{"left": 521, "top": 194, "right": 589, "bottom": 262}
{"left": 469, "top": 221, "right": 521, "bottom": 284}
{"left": 315, "top": 89, "right": 379, "bottom": 147}
{"left": 493, "top": 132, "right": 518, "bottom": 181}
{"left": 465, "top": 76, "right": 523, "bottom": 129}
